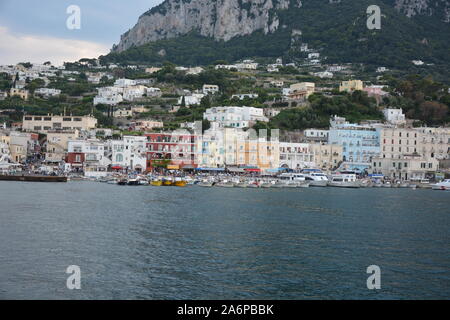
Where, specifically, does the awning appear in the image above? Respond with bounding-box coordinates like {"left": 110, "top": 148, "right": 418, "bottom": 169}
{"left": 111, "top": 166, "right": 123, "bottom": 170}
{"left": 181, "top": 164, "right": 196, "bottom": 170}
{"left": 167, "top": 165, "right": 179, "bottom": 170}
{"left": 227, "top": 167, "right": 245, "bottom": 173}
{"left": 195, "top": 167, "right": 225, "bottom": 171}
{"left": 244, "top": 168, "right": 261, "bottom": 172}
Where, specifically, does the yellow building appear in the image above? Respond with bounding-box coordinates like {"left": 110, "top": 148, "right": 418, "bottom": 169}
{"left": 339, "top": 80, "right": 364, "bottom": 92}
{"left": 310, "top": 143, "right": 343, "bottom": 171}
{"left": 289, "top": 82, "right": 315, "bottom": 100}
{"left": 45, "top": 130, "right": 79, "bottom": 162}
{"left": 10, "top": 88, "right": 29, "bottom": 100}
{"left": 23, "top": 115, "right": 97, "bottom": 133}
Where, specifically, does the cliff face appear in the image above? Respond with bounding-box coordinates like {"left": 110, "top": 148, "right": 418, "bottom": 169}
{"left": 114, "top": 0, "right": 302, "bottom": 52}
{"left": 113, "top": 0, "right": 449, "bottom": 52}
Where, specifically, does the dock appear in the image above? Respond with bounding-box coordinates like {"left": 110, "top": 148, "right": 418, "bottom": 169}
{"left": 0, "top": 175, "right": 68, "bottom": 182}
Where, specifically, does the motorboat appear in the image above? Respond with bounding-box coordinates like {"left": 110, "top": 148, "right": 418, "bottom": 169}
{"left": 215, "top": 180, "right": 234, "bottom": 188}
{"left": 328, "top": 172, "right": 360, "bottom": 188}
{"left": 431, "top": 179, "right": 450, "bottom": 190}
{"left": 174, "top": 177, "right": 187, "bottom": 187}
{"left": 279, "top": 173, "right": 310, "bottom": 188}
{"left": 301, "top": 169, "right": 329, "bottom": 187}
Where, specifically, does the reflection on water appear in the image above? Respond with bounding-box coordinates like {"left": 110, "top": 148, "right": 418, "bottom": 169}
{"left": 0, "top": 181, "right": 449, "bottom": 299}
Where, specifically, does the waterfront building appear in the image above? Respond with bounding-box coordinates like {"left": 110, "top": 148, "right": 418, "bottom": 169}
{"left": 371, "top": 154, "right": 439, "bottom": 181}
{"left": 45, "top": 130, "right": 79, "bottom": 163}
{"left": 279, "top": 142, "right": 314, "bottom": 170}
{"left": 66, "top": 139, "right": 111, "bottom": 176}
{"left": 22, "top": 115, "right": 97, "bottom": 133}
{"left": 146, "top": 132, "right": 197, "bottom": 170}
{"left": 339, "top": 80, "right": 364, "bottom": 92}
{"left": 110, "top": 136, "right": 147, "bottom": 172}
{"left": 328, "top": 116, "right": 380, "bottom": 172}
{"left": 203, "top": 106, "right": 268, "bottom": 129}
{"left": 310, "top": 143, "right": 343, "bottom": 171}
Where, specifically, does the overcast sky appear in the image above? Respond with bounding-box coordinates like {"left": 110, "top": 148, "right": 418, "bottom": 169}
{"left": 0, "top": 0, "right": 163, "bottom": 65}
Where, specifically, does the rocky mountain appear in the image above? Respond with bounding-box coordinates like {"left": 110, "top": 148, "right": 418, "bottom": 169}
{"left": 104, "top": 0, "right": 449, "bottom": 76}
{"left": 113, "top": 0, "right": 449, "bottom": 52}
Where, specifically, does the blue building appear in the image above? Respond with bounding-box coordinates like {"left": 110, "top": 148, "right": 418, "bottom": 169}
{"left": 328, "top": 116, "right": 380, "bottom": 172}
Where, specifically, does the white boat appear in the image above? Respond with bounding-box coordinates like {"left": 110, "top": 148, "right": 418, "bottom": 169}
{"left": 302, "top": 169, "right": 329, "bottom": 187}
{"left": 328, "top": 172, "right": 360, "bottom": 188}
{"left": 279, "top": 173, "right": 310, "bottom": 188}
{"left": 431, "top": 179, "right": 450, "bottom": 191}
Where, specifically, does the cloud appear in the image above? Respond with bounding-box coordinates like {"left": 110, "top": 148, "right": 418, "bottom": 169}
{"left": 0, "top": 26, "right": 109, "bottom": 66}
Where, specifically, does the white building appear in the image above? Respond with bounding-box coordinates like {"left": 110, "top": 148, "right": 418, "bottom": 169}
{"left": 94, "top": 87, "right": 123, "bottom": 105}
{"left": 383, "top": 108, "right": 406, "bottom": 125}
{"left": 231, "top": 93, "right": 259, "bottom": 100}
{"left": 203, "top": 106, "right": 269, "bottom": 129}
{"left": 110, "top": 136, "right": 147, "bottom": 172}
{"left": 279, "top": 142, "right": 315, "bottom": 169}
{"left": 178, "top": 93, "right": 205, "bottom": 106}
{"left": 304, "top": 129, "right": 329, "bottom": 141}
{"left": 34, "top": 88, "right": 61, "bottom": 98}
{"left": 114, "top": 78, "right": 136, "bottom": 87}
{"left": 202, "top": 84, "right": 219, "bottom": 95}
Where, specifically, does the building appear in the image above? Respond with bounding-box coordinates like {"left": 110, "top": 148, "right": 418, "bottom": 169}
{"left": 328, "top": 116, "right": 380, "bottom": 172}
{"left": 202, "top": 84, "right": 219, "bottom": 95}
{"left": 304, "top": 129, "right": 329, "bottom": 142}
{"left": 310, "top": 143, "right": 343, "bottom": 171}
{"left": 22, "top": 115, "right": 97, "bottom": 133}
{"left": 339, "top": 80, "right": 364, "bottom": 93}
{"left": 371, "top": 154, "right": 439, "bottom": 181}
{"left": 203, "top": 106, "right": 268, "bottom": 129}
{"left": 9, "top": 88, "right": 29, "bottom": 100}
{"left": 131, "top": 120, "right": 164, "bottom": 132}
{"left": 110, "top": 136, "right": 147, "bottom": 172}
{"left": 178, "top": 93, "right": 205, "bottom": 106}
{"left": 34, "top": 88, "right": 61, "bottom": 98}
{"left": 45, "top": 130, "right": 79, "bottom": 163}
{"left": 146, "top": 131, "right": 197, "bottom": 170}
{"left": 231, "top": 93, "right": 259, "bottom": 100}
{"left": 66, "top": 139, "right": 111, "bottom": 176}
{"left": 93, "top": 87, "right": 123, "bottom": 105}
{"left": 279, "top": 142, "right": 314, "bottom": 169}
{"left": 145, "top": 67, "right": 162, "bottom": 74}
{"left": 383, "top": 108, "right": 406, "bottom": 126}
{"left": 288, "top": 82, "right": 315, "bottom": 100}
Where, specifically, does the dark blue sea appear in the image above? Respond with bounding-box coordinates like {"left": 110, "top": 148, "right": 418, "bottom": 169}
{"left": 0, "top": 181, "right": 449, "bottom": 299}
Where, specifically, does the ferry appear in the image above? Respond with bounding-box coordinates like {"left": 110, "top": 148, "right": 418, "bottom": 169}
{"left": 328, "top": 171, "right": 360, "bottom": 188}
{"left": 301, "top": 169, "right": 329, "bottom": 187}
{"left": 431, "top": 179, "right": 450, "bottom": 191}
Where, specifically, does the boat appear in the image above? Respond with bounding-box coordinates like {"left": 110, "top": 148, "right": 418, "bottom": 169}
{"left": 162, "top": 178, "right": 173, "bottom": 186}
{"left": 198, "top": 180, "right": 214, "bottom": 187}
{"left": 215, "top": 180, "right": 234, "bottom": 188}
{"left": 431, "top": 179, "right": 450, "bottom": 191}
{"left": 279, "top": 173, "right": 310, "bottom": 188}
{"left": 127, "top": 178, "right": 140, "bottom": 186}
{"left": 174, "top": 178, "right": 187, "bottom": 187}
{"left": 117, "top": 179, "right": 128, "bottom": 185}
{"left": 328, "top": 172, "right": 360, "bottom": 188}
{"left": 151, "top": 179, "right": 163, "bottom": 186}
{"left": 301, "top": 169, "right": 329, "bottom": 187}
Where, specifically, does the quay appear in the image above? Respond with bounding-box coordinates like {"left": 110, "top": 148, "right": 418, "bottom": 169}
{"left": 0, "top": 175, "right": 67, "bottom": 182}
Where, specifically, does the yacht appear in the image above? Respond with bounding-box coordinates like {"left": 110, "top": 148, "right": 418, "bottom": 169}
{"left": 328, "top": 171, "right": 360, "bottom": 188}
{"left": 301, "top": 169, "right": 329, "bottom": 187}
{"left": 432, "top": 179, "right": 450, "bottom": 191}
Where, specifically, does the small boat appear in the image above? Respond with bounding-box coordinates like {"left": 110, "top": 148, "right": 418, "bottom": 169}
{"left": 431, "top": 179, "right": 450, "bottom": 191}
{"left": 174, "top": 178, "right": 187, "bottom": 187}
{"left": 215, "top": 180, "right": 234, "bottom": 188}
{"left": 328, "top": 172, "right": 360, "bottom": 188}
{"left": 127, "top": 178, "right": 140, "bottom": 186}
{"left": 117, "top": 179, "right": 128, "bottom": 186}
{"left": 151, "top": 180, "right": 163, "bottom": 186}
{"left": 198, "top": 180, "right": 214, "bottom": 187}
{"left": 162, "top": 178, "right": 173, "bottom": 186}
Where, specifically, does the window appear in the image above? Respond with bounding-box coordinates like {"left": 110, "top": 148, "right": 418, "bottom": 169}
{"left": 24, "top": 116, "right": 32, "bottom": 120}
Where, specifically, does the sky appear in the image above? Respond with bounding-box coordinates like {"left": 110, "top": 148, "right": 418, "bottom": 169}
{"left": 0, "top": 0, "right": 164, "bottom": 65}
